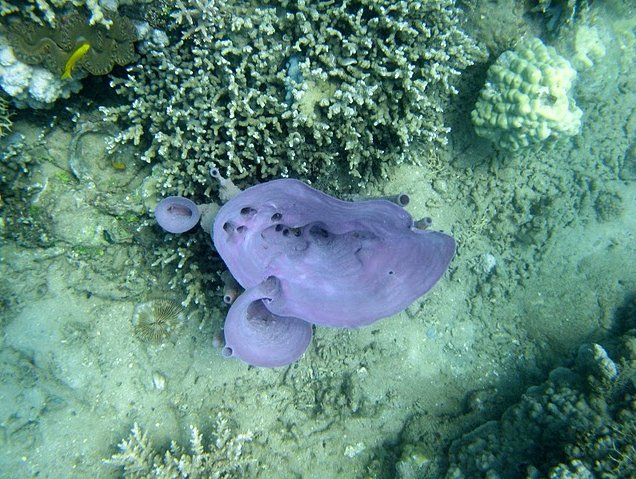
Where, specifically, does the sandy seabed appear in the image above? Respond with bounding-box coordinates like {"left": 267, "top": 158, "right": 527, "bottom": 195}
{"left": 1, "top": 3, "right": 635, "bottom": 478}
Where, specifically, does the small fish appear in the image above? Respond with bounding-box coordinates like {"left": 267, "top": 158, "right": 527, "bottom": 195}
{"left": 61, "top": 43, "right": 91, "bottom": 80}
{"left": 111, "top": 160, "right": 127, "bottom": 170}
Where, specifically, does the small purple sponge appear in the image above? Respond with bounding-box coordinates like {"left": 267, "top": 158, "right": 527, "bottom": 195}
{"left": 155, "top": 196, "right": 201, "bottom": 234}
{"left": 213, "top": 179, "right": 455, "bottom": 367}
{"left": 222, "top": 276, "right": 313, "bottom": 367}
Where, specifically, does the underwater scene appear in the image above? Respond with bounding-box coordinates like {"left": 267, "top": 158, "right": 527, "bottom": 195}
{"left": 0, "top": 0, "right": 635, "bottom": 478}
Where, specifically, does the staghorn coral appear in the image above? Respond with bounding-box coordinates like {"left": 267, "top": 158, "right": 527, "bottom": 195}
{"left": 6, "top": 10, "right": 138, "bottom": 79}
{"left": 103, "top": 0, "right": 482, "bottom": 191}
{"left": 107, "top": 414, "right": 253, "bottom": 479}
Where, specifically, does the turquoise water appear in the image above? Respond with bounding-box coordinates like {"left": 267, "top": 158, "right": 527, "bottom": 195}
{"left": 0, "top": 1, "right": 635, "bottom": 478}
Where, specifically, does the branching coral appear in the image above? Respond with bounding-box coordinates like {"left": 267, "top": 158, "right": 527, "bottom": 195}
{"left": 107, "top": 415, "right": 253, "bottom": 479}
{"left": 103, "top": 0, "right": 482, "bottom": 191}
{"left": 0, "top": 95, "right": 11, "bottom": 136}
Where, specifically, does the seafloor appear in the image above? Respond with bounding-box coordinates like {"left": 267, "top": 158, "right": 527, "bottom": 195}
{"left": 1, "top": 2, "right": 635, "bottom": 479}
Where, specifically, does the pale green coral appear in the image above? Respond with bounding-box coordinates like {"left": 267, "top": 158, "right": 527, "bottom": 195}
{"left": 1, "top": 0, "right": 156, "bottom": 27}
{"left": 0, "top": 96, "right": 11, "bottom": 137}
{"left": 107, "top": 415, "right": 253, "bottom": 479}
{"left": 471, "top": 37, "right": 583, "bottom": 151}
{"left": 104, "top": 0, "right": 482, "bottom": 190}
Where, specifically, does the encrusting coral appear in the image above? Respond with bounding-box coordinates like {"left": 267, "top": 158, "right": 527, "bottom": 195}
{"left": 471, "top": 37, "right": 582, "bottom": 151}
{"left": 103, "top": 0, "right": 482, "bottom": 190}
{"left": 5, "top": 10, "right": 138, "bottom": 79}
{"left": 107, "top": 414, "right": 253, "bottom": 479}
{"left": 445, "top": 329, "right": 636, "bottom": 479}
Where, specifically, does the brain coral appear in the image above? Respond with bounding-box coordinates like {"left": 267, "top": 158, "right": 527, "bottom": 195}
{"left": 471, "top": 37, "right": 583, "bottom": 151}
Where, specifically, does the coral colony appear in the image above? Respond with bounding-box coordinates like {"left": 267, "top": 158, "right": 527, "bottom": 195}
{"left": 472, "top": 37, "right": 582, "bottom": 151}
{"left": 156, "top": 171, "right": 455, "bottom": 367}
{"left": 101, "top": 0, "right": 482, "bottom": 187}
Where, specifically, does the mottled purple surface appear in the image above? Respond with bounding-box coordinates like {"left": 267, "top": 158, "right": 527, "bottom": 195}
{"left": 155, "top": 196, "right": 201, "bottom": 233}
{"left": 213, "top": 179, "right": 455, "bottom": 329}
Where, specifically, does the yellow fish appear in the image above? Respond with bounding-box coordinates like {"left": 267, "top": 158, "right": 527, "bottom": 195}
{"left": 61, "top": 43, "right": 91, "bottom": 80}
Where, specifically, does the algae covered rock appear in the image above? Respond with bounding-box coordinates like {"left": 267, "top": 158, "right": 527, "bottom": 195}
{"left": 471, "top": 37, "right": 582, "bottom": 151}
{"left": 444, "top": 334, "right": 636, "bottom": 479}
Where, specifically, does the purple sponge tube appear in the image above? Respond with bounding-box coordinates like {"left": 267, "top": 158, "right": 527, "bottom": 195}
{"left": 155, "top": 196, "right": 201, "bottom": 233}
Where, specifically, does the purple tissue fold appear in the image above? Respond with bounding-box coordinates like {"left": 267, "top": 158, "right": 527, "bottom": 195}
{"left": 213, "top": 179, "right": 455, "bottom": 368}
{"left": 222, "top": 276, "right": 313, "bottom": 368}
